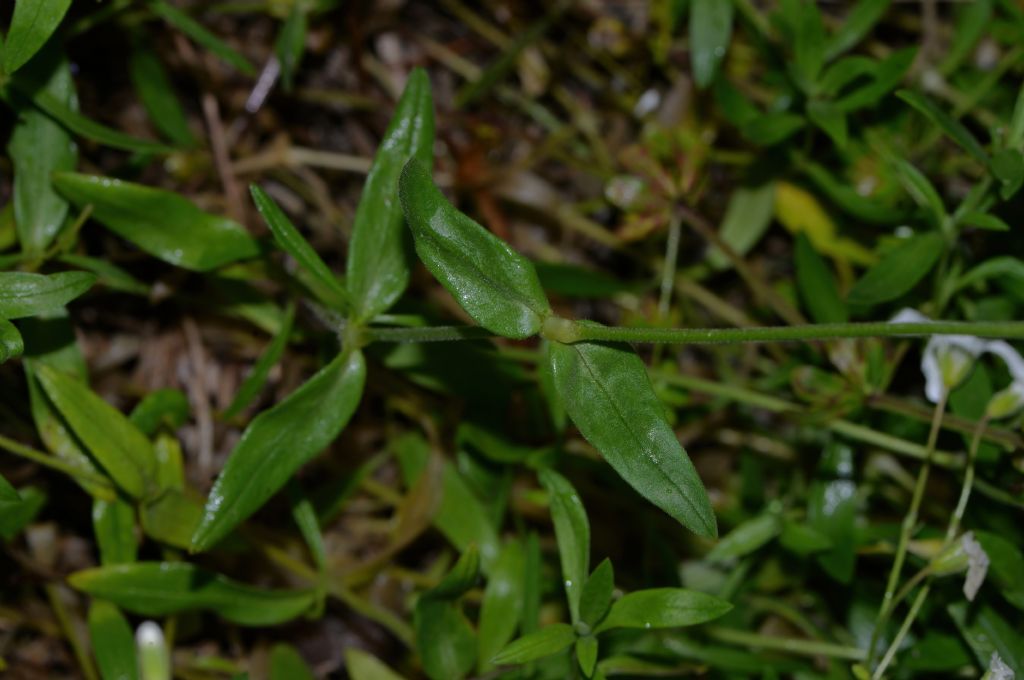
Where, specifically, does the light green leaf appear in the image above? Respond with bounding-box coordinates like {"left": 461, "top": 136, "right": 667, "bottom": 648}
{"left": 55, "top": 173, "right": 260, "bottom": 271}
{"left": 0, "top": 318, "right": 24, "bottom": 364}
{"left": 580, "top": 558, "right": 614, "bottom": 629}
{"left": 548, "top": 337, "right": 716, "bottom": 538}
{"left": 148, "top": 0, "right": 256, "bottom": 75}
{"left": 708, "top": 183, "right": 775, "bottom": 269}
{"left": 35, "top": 363, "right": 157, "bottom": 499}
{"left": 808, "top": 442, "right": 858, "bottom": 583}
{"left": 88, "top": 601, "right": 139, "bottom": 680}
{"left": 742, "top": 112, "right": 805, "bottom": 146}
{"left": 345, "top": 649, "right": 405, "bottom": 680}
{"left": 93, "top": 498, "right": 138, "bottom": 565}
{"left": 140, "top": 489, "right": 204, "bottom": 550}
{"left": 893, "top": 158, "right": 945, "bottom": 224}
{"left": 795, "top": 234, "right": 847, "bottom": 323}
{"left": 0, "top": 486, "right": 47, "bottom": 541}
{"left": 538, "top": 468, "right": 590, "bottom": 624}
{"left": 959, "top": 211, "right": 1010, "bottom": 232}
{"left": 478, "top": 540, "right": 525, "bottom": 673}
{"left": 824, "top": 0, "right": 891, "bottom": 60}
{"left": 348, "top": 69, "right": 435, "bottom": 321}
{"left": 575, "top": 636, "right": 598, "bottom": 677}
{"left": 415, "top": 547, "right": 480, "bottom": 680}
{"left": 269, "top": 643, "right": 315, "bottom": 680}
{"left": 8, "top": 46, "right": 77, "bottom": 256}
{"left": 191, "top": 350, "right": 365, "bottom": 552}
{"left": 3, "top": 0, "right": 72, "bottom": 75}
{"left": 492, "top": 624, "right": 576, "bottom": 665}
{"left": 785, "top": 0, "right": 826, "bottom": 92}
{"left": 69, "top": 562, "right": 317, "bottom": 626}
{"left": 250, "top": 186, "right": 347, "bottom": 308}
{"left": 222, "top": 302, "right": 295, "bottom": 420}
{"left": 689, "top": 0, "right": 733, "bottom": 89}
{"left": 706, "top": 512, "right": 781, "bottom": 563}
{"left": 274, "top": 5, "right": 307, "bottom": 92}
{"left": 129, "top": 388, "right": 190, "bottom": 437}
{"left": 399, "top": 159, "right": 551, "bottom": 338}
{"left": 58, "top": 254, "right": 149, "bottom": 296}
{"left": 288, "top": 480, "right": 327, "bottom": 573}
{"left": 847, "top": 232, "right": 945, "bottom": 306}
{"left": 593, "top": 588, "right": 732, "bottom": 633}
{"left": 129, "top": 44, "right": 196, "bottom": 147}
{"left": 0, "top": 271, "right": 95, "bottom": 319}
{"left": 897, "top": 90, "right": 989, "bottom": 164}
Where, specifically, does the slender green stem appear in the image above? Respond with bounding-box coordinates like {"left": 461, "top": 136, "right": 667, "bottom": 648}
{"left": 363, "top": 325, "right": 496, "bottom": 343}
{"left": 706, "top": 627, "right": 866, "bottom": 661}
{"left": 0, "top": 434, "right": 114, "bottom": 490}
{"left": 658, "top": 213, "right": 682, "bottom": 319}
{"left": 867, "top": 394, "right": 947, "bottom": 667}
{"left": 872, "top": 584, "right": 931, "bottom": 679}
{"left": 945, "top": 416, "right": 989, "bottom": 542}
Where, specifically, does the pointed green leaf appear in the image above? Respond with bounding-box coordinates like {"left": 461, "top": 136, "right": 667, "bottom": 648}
{"left": 538, "top": 468, "right": 589, "bottom": 624}
{"left": 3, "top": 0, "right": 72, "bottom": 75}
{"left": 795, "top": 234, "right": 847, "bottom": 323}
{"left": 0, "top": 486, "right": 47, "bottom": 541}
{"left": 548, "top": 338, "right": 716, "bottom": 538}
{"left": 806, "top": 100, "right": 847, "bottom": 148}
{"left": 808, "top": 442, "right": 858, "bottom": 583}
{"left": 348, "top": 69, "right": 435, "bottom": 321}
{"left": 415, "top": 547, "right": 480, "bottom": 680}
{"left": 58, "top": 254, "right": 149, "bottom": 296}
{"left": 148, "top": 0, "right": 256, "bottom": 75}
{"left": 575, "top": 636, "right": 598, "bottom": 677}
{"left": 478, "top": 539, "right": 525, "bottom": 672}
{"left": 785, "top": 0, "right": 826, "bottom": 92}
{"left": 140, "top": 489, "right": 204, "bottom": 549}
{"left": 897, "top": 89, "right": 989, "bottom": 164}
{"left": 345, "top": 649, "right": 405, "bottom": 680}
{"left": 0, "top": 318, "right": 24, "bottom": 364}
{"left": 191, "top": 350, "right": 365, "bottom": 552}
{"left": 269, "top": 643, "right": 315, "bottom": 680}
{"left": 399, "top": 159, "right": 551, "bottom": 338}
{"left": 492, "top": 624, "right": 575, "bottom": 665}
{"left": 129, "top": 388, "right": 190, "bottom": 437}
{"left": 0, "top": 474, "right": 20, "bottom": 502}
{"left": 35, "top": 363, "right": 157, "bottom": 498}
{"left": 706, "top": 511, "right": 781, "bottom": 563}
{"left": 93, "top": 498, "right": 138, "bottom": 565}
{"left": 580, "top": 559, "right": 614, "bottom": 628}
{"left": 893, "top": 158, "right": 945, "bottom": 224}
{"left": 594, "top": 588, "right": 732, "bottom": 633}
{"left": 823, "top": 0, "right": 891, "bottom": 60}
{"left": 948, "top": 602, "right": 1024, "bottom": 674}
{"left": 274, "top": 5, "right": 307, "bottom": 92}
{"left": 129, "top": 44, "right": 196, "bottom": 147}
{"left": 54, "top": 173, "right": 259, "bottom": 270}
{"left": 836, "top": 48, "right": 915, "bottom": 112}
{"left": 222, "top": 302, "right": 295, "bottom": 420}
{"left": 0, "top": 271, "right": 95, "bottom": 319}
{"left": 847, "top": 232, "right": 945, "bottom": 306}
{"left": 689, "top": 0, "right": 734, "bottom": 89}
{"left": 69, "top": 562, "right": 317, "bottom": 626}
{"left": 707, "top": 183, "right": 776, "bottom": 269}
{"left": 250, "top": 186, "right": 347, "bottom": 308}
{"left": 8, "top": 46, "right": 77, "bottom": 256}
{"left": 430, "top": 545, "right": 481, "bottom": 599}
{"left": 88, "top": 601, "right": 139, "bottom": 680}
{"left": 288, "top": 480, "right": 327, "bottom": 573}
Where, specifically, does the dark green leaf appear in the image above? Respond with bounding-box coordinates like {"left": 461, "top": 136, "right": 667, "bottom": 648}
{"left": 192, "top": 350, "right": 365, "bottom": 552}
{"left": 707, "top": 512, "right": 781, "bottom": 562}
{"left": 0, "top": 486, "right": 47, "bottom": 541}
{"left": 2, "top": 0, "right": 72, "bottom": 75}
{"left": 991, "top": 148, "right": 1024, "bottom": 190}
{"left": 0, "top": 271, "right": 95, "bottom": 319}
{"left": 222, "top": 302, "right": 295, "bottom": 420}
{"left": 35, "top": 363, "right": 157, "bottom": 498}
{"left": 575, "top": 636, "right": 598, "bottom": 677}
{"left": 742, "top": 112, "right": 805, "bottom": 146}
{"left": 478, "top": 540, "right": 525, "bottom": 672}
{"left": 959, "top": 211, "right": 1010, "bottom": 232}
{"left": 974, "top": 531, "right": 1024, "bottom": 610}
{"left": 269, "top": 643, "right": 315, "bottom": 680}
{"left": 0, "top": 474, "right": 19, "bottom": 502}
{"left": 785, "top": 0, "right": 826, "bottom": 92}
{"left": 939, "top": 0, "right": 992, "bottom": 75}
{"left": 548, "top": 337, "right": 716, "bottom": 538}
{"left": 847, "top": 232, "right": 945, "bottom": 306}
{"left": 58, "top": 254, "right": 149, "bottom": 296}
{"left": 897, "top": 90, "right": 989, "bottom": 164}
{"left": 580, "top": 559, "right": 614, "bottom": 628}
{"left": 69, "top": 562, "right": 317, "bottom": 626}
{"left": 801, "top": 158, "right": 906, "bottom": 224}
{"left": 795, "top": 233, "right": 847, "bottom": 323}
{"left": 415, "top": 547, "right": 480, "bottom": 680}
{"left": 347, "top": 68, "right": 436, "bottom": 321}
{"left": 779, "top": 520, "right": 832, "bottom": 556}
{"left": 836, "top": 48, "right": 915, "bottom": 112}
{"left": 129, "top": 44, "right": 196, "bottom": 147}
{"left": 92, "top": 498, "right": 137, "bottom": 565}
{"left": 538, "top": 468, "right": 590, "bottom": 623}
{"left": 947, "top": 602, "right": 1024, "bottom": 675}
{"left": 492, "top": 624, "right": 576, "bottom": 665}
{"left": 288, "top": 480, "right": 327, "bottom": 573}
{"left": 893, "top": 158, "right": 946, "bottom": 224}
{"left": 823, "top": 0, "right": 890, "bottom": 60}
{"left": 808, "top": 442, "right": 857, "bottom": 583}
{"left": 533, "top": 262, "right": 634, "bottom": 298}
{"left": 88, "top": 601, "right": 139, "bottom": 680}
{"left": 274, "top": 5, "right": 307, "bottom": 92}
{"left": 129, "top": 388, "right": 190, "bottom": 437}
{"left": 689, "top": 0, "right": 734, "bottom": 89}
{"left": 0, "top": 318, "right": 24, "bottom": 364}
{"left": 55, "top": 173, "right": 260, "bottom": 271}
{"left": 594, "top": 588, "right": 732, "bottom": 632}
{"left": 345, "top": 649, "right": 405, "bottom": 680}
{"left": 148, "top": 0, "right": 256, "bottom": 75}
{"left": 8, "top": 46, "right": 77, "bottom": 256}
{"left": 399, "top": 159, "right": 551, "bottom": 338}
{"left": 250, "top": 186, "right": 346, "bottom": 307}
{"left": 806, "top": 100, "right": 847, "bottom": 148}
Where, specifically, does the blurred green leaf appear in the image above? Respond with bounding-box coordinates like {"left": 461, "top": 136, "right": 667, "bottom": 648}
{"left": 288, "top": 480, "right": 327, "bottom": 573}
{"left": 835, "top": 48, "right": 914, "bottom": 112}
{"left": 824, "top": 0, "right": 890, "bottom": 61}
{"left": 129, "top": 43, "right": 196, "bottom": 147}
{"left": 93, "top": 498, "right": 137, "bottom": 565}
{"left": 222, "top": 302, "right": 295, "bottom": 421}
{"left": 947, "top": 601, "right": 1024, "bottom": 675}
{"left": 2, "top": 0, "right": 72, "bottom": 75}
{"left": 0, "top": 271, "right": 95, "bottom": 319}
{"left": 55, "top": 173, "right": 260, "bottom": 271}
{"left": 69, "top": 562, "right": 317, "bottom": 626}
{"left": 0, "top": 474, "right": 19, "bottom": 502}
{"left": 575, "top": 636, "right": 598, "bottom": 676}
{"left": 533, "top": 262, "right": 633, "bottom": 298}
{"left": 779, "top": 520, "right": 832, "bottom": 556}
{"left": 893, "top": 158, "right": 946, "bottom": 225}
{"left": 898, "top": 90, "right": 989, "bottom": 164}
{"left": 269, "top": 643, "right": 314, "bottom": 680}
{"left": 345, "top": 649, "right": 405, "bottom": 680}
{"left": 492, "top": 624, "right": 575, "bottom": 665}
{"left": 708, "top": 183, "right": 775, "bottom": 269}
{"left": 807, "top": 100, "right": 847, "bottom": 148}
{"left": 148, "top": 0, "right": 256, "bottom": 75}
{"left": 87, "top": 600, "right": 139, "bottom": 680}
{"left": 580, "top": 558, "right": 614, "bottom": 628}
{"left": 594, "top": 588, "right": 732, "bottom": 632}
{"left": 939, "top": 0, "right": 991, "bottom": 75}
{"left": 129, "top": 388, "right": 190, "bottom": 437}
{"left": 808, "top": 442, "right": 857, "bottom": 583}
{"left": 539, "top": 468, "right": 590, "bottom": 624}
{"left": 140, "top": 489, "right": 204, "bottom": 549}
{"left": 415, "top": 547, "right": 480, "bottom": 680}
{"left": 274, "top": 4, "right": 307, "bottom": 92}
{"left": 0, "top": 318, "right": 24, "bottom": 364}
{"left": 58, "top": 254, "right": 149, "bottom": 296}
{"left": 548, "top": 336, "right": 716, "bottom": 538}
{"left": 742, "top": 112, "right": 805, "bottom": 146}
{"left": 974, "top": 531, "right": 1024, "bottom": 610}
{"left": 958, "top": 211, "right": 1010, "bottom": 232}
{"left": 399, "top": 159, "right": 551, "bottom": 338}
{"left": 0, "top": 486, "right": 46, "bottom": 541}
{"left": 478, "top": 539, "right": 525, "bottom": 672}
{"left": 689, "top": 0, "right": 733, "bottom": 89}
{"left": 847, "top": 233, "right": 945, "bottom": 307}
{"left": 784, "top": 0, "right": 826, "bottom": 92}
{"left": 707, "top": 512, "right": 781, "bottom": 563}
{"left": 795, "top": 233, "right": 847, "bottom": 323}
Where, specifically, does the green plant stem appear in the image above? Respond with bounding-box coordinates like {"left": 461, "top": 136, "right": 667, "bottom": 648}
{"left": 706, "top": 627, "right": 866, "bottom": 661}
{"left": 0, "top": 434, "right": 114, "bottom": 490}
{"left": 872, "top": 583, "right": 931, "bottom": 680}
{"left": 945, "top": 415, "right": 989, "bottom": 542}
{"left": 46, "top": 584, "right": 99, "bottom": 680}
{"left": 867, "top": 393, "right": 948, "bottom": 667}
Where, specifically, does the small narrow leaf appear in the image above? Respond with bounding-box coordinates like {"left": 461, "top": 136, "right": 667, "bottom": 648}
{"left": 399, "top": 160, "right": 551, "bottom": 339}
{"left": 250, "top": 186, "right": 347, "bottom": 308}
{"left": 824, "top": 0, "right": 891, "bottom": 60}
{"left": 3, "top": 0, "right": 72, "bottom": 75}
{"left": 345, "top": 649, "right": 405, "bottom": 680}
{"left": 478, "top": 540, "right": 525, "bottom": 672}
{"left": 288, "top": 481, "right": 327, "bottom": 573}
{"left": 191, "top": 350, "right": 365, "bottom": 552}
{"left": 222, "top": 302, "right": 295, "bottom": 420}
{"left": 0, "top": 319, "right": 24, "bottom": 364}
{"left": 0, "top": 475, "right": 20, "bottom": 502}
{"left": 706, "top": 512, "right": 781, "bottom": 562}
{"left": 593, "top": 588, "right": 732, "bottom": 633}
{"left": 538, "top": 468, "right": 590, "bottom": 624}
{"left": 269, "top": 643, "right": 315, "bottom": 680}
{"left": 149, "top": 0, "right": 256, "bottom": 75}
{"left": 689, "top": 0, "right": 734, "bottom": 89}
{"left": 88, "top": 601, "right": 139, "bottom": 680}
{"left": 93, "top": 498, "right": 138, "bottom": 565}
{"left": 274, "top": 5, "right": 307, "bottom": 92}
{"left": 897, "top": 90, "right": 989, "bottom": 164}
{"left": 893, "top": 158, "right": 945, "bottom": 224}
{"left": 129, "top": 43, "right": 196, "bottom": 147}
{"left": 55, "top": 173, "right": 260, "bottom": 271}
{"left": 795, "top": 234, "right": 847, "bottom": 323}
{"left": 0, "top": 272, "right": 96, "bottom": 319}
{"left": 580, "top": 559, "right": 615, "bottom": 628}
{"left": 808, "top": 442, "right": 858, "bottom": 583}
{"left": 415, "top": 547, "right": 480, "bottom": 680}
{"left": 491, "top": 624, "right": 576, "bottom": 665}
{"left": 548, "top": 338, "right": 717, "bottom": 538}
{"left": 69, "top": 562, "right": 317, "bottom": 626}
{"left": 347, "top": 69, "right": 435, "bottom": 321}
{"left": 575, "top": 636, "right": 598, "bottom": 677}
{"left": 847, "top": 232, "right": 945, "bottom": 306}
{"left": 35, "top": 364, "right": 157, "bottom": 499}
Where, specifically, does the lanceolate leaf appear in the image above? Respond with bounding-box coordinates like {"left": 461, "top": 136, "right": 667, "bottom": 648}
{"left": 548, "top": 338, "right": 717, "bottom": 538}
{"left": 223, "top": 302, "right": 295, "bottom": 420}
{"left": 690, "top": 0, "right": 734, "bottom": 89}
{"left": 3, "top": 0, "right": 72, "bottom": 75}
{"left": 538, "top": 468, "right": 590, "bottom": 624}
{"left": 345, "top": 649, "right": 405, "bottom": 680}
{"left": 824, "top": 0, "right": 891, "bottom": 60}
{"left": 593, "top": 588, "right": 732, "bottom": 633}
{"left": 580, "top": 558, "right": 614, "bottom": 628}
{"left": 847, "top": 232, "right": 945, "bottom": 307}
{"left": 347, "top": 69, "right": 435, "bottom": 322}
{"left": 129, "top": 43, "right": 196, "bottom": 147}
{"left": 0, "top": 271, "right": 95, "bottom": 319}
{"left": 491, "top": 624, "right": 576, "bottom": 665}
{"left": 92, "top": 497, "right": 138, "bottom": 565}
{"left": 191, "top": 350, "right": 366, "bottom": 552}
{"left": 897, "top": 90, "right": 989, "bottom": 164}
{"left": 478, "top": 540, "right": 525, "bottom": 672}
{"left": 88, "top": 601, "right": 139, "bottom": 680}
{"left": 54, "top": 173, "right": 260, "bottom": 271}
{"left": 69, "top": 562, "right": 317, "bottom": 626}
{"left": 0, "top": 319, "right": 24, "bottom": 364}
{"left": 35, "top": 364, "right": 157, "bottom": 499}
{"left": 0, "top": 474, "right": 19, "bottom": 502}
{"left": 251, "top": 186, "right": 347, "bottom": 308}
{"left": 795, "top": 234, "right": 847, "bottom": 323}
{"left": 148, "top": 0, "right": 256, "bottom": 75}
{"left": 399, "top": 160, "right": 551, "bottom": 338}
{"left": 415, "top": 547, "right": 480, "bottom": 680}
